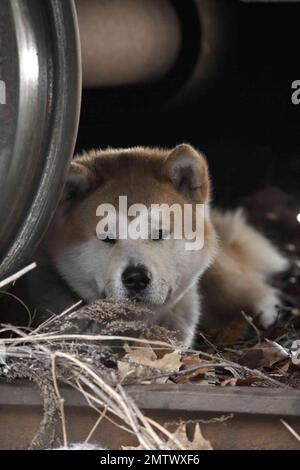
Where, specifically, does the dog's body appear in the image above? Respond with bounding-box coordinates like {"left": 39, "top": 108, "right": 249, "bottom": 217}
{"left": 14, "top": 145, "right": 287, "bottom": 346}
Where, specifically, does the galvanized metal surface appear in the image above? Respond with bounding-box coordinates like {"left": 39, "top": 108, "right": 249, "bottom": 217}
{"left": 0, "top": 0, "right": 81, "bottom": 279}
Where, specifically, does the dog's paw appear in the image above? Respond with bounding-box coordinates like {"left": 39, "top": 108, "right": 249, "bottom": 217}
{"left": 256, "top": 287, "right": 281, "bottom": 328}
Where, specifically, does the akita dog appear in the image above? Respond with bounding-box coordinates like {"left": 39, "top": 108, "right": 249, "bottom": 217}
{"left": 21, "top": 144, "right": 287, "bottom": 346}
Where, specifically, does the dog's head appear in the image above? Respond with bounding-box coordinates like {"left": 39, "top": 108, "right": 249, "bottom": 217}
{"left": 46, "top": 144, "right": 217, "bottom": 309}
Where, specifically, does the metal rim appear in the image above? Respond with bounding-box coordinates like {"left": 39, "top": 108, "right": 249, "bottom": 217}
{"left": 0, "top": 0, "right": 81, "bottom": 279}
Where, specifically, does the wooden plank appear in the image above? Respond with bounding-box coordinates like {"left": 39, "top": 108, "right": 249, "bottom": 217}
{"left": 1, "top": 406, "right": 300, "bottom": 450}
{"left": 0, "top": 380, "right": 300, "bottom": 416}
{"left": 127, "top": 384, "right": 300, "bottom": 416}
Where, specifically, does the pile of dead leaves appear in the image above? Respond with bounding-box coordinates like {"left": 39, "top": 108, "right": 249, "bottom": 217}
{"left": 116, "top": 334, "right": 300, "bottom": 389}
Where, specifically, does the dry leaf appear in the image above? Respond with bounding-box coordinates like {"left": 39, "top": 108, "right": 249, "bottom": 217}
{"left": 176, "top": 369, "right": 209, "bottom": 384}
{"left": 117, "top": 360, "right": 132, "bottom": 381}
{"left": 236, "top": 376, "right": 264, "bottom": 386}
{"left": 124, "top": 423, "right": 213, "bottom": 450}
{"left": 262, "top": 339, "right": 290, "bottom": 365}
{"left": 239, "top": 349, "right": 265, "bottom": 369}
{"left": 278, "top": 360, "right": 290, "bottom": 374}
{"left": 221, "top": 378, "right": 238, "bottom": 387}
{"left": 208, "top": 321, "right": 248, "bottom": 343}
{"left": 153, "top": 347, "right": 176, "bottom": 359}
{"left": 153, "top": 350, "right": 182, "bottom": 373}
{"left": 167, "top": 423, "right": 212, "bottom": 450}
{"left": 181, "top": 355, "right": 208, "bottom": 370}
{"left": 176, "top": 355, "right": 210, "bottom": 384}
{"left": 124, "top": 343, "right": 157, "bottom": 363}
{"left": 240, "top": 340, "right": 289, "bottom": 368}
{"left": 118, "top": 345, "right": 182, "bottom": 383}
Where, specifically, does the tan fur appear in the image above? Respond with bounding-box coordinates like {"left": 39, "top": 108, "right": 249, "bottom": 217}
{"left": 47, "top": 146, "right": 210, "bottom": 248}
{"left": 201, "top": 209, "right": 288, "bottom": 329}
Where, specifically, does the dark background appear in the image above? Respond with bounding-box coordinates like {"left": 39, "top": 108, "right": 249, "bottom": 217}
{"left": 75, "top": 0, "right": 300, "bottom": 208}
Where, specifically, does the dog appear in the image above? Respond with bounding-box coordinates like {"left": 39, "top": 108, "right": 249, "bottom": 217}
{"left": 15, "top": 144, "right": 288, "bottom": 346}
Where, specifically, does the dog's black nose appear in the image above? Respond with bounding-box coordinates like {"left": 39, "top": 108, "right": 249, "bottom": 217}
{"left": 122, "top": 265, "right": 151, "bottom": 293}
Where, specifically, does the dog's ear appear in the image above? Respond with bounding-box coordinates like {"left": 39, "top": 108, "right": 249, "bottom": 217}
{"left": 63, "top": 161, "right": 99, "bottom": 202}
{"left": 163, "top": 144, "right": 209, "bottom": 201}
